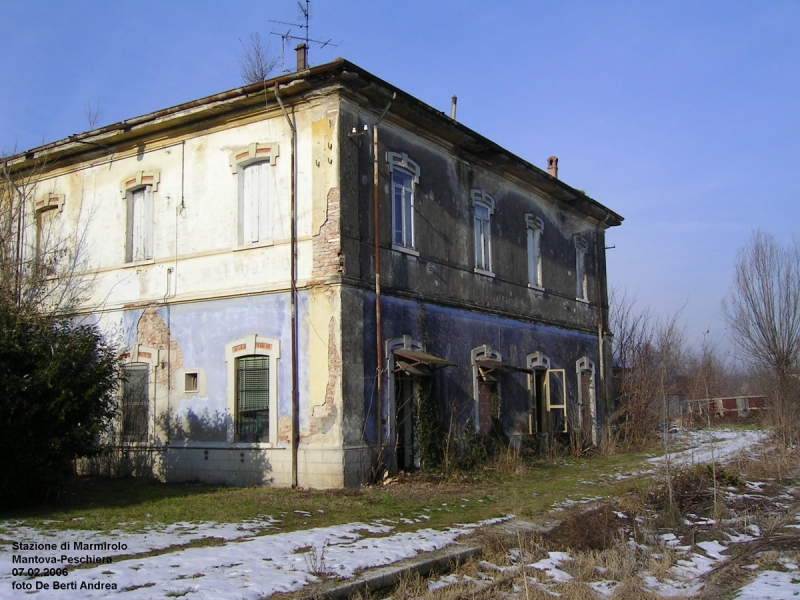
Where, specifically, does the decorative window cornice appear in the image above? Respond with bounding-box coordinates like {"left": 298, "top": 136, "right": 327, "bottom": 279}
{"left": 525, "top": 213, "right": 544, "bottom": 231}
{"left": 120, "top": 171, "right": 160, "bottom": 198}
{"left": 119, "top": 344, "right": 159, "bottom": 365}
{"left": 35, "top": 193, "right": 64, "bottom": 214}
{"left": 387, "top": 151, "right": 420, "bottom": 182}
{"left": 470, "top": 189, "right": 495, "bottom": 213}
{"left": 527, "top": 351, "right": 551, "bottom": 370}
{"left": 229, "top": 143, "right": 280, "bottom": 174}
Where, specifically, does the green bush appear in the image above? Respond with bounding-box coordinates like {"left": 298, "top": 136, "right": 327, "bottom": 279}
{"left": 0, "top": 303, "right": 120, "bottom": 508}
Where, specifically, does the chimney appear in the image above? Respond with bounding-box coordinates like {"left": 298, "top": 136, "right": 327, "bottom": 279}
{"left": 296, "top": 43, "right": 308, "bottom": 71}
{"left": 450, "top": 95, "right": 458, "bottom": 120}
{"left": 547, "top": 156, "right": 558, "bottom": 179}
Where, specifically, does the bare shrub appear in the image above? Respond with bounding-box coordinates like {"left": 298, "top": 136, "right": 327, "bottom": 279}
{"left": 609, "top": 289, "right": 686, "bottom": 448}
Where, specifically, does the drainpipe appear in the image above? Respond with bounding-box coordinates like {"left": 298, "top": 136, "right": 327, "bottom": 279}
{"left": 594, "top": 213, "right": 611, "bottom": 428}
{"left": 374, "top": 123, "right": 383, "bottom": 470}
{"left": 275, "top": 83, "right": 299, "bottom": 488}
{"left": 372, "top": 93, "right": 395, "bottom": 476}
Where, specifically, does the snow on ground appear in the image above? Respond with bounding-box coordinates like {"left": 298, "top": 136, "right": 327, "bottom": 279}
{"left": 2, "top": 517, "right": 508, "bottom": 599}
{"left": 648, "top": 428, "right": 767, "bottom": 468}
{"left": 1, "top": 428, "right": 789, "bottom": 599}
{"left": 0, "top": 517, "right": 279, "bottom": 576}
{"left": 735, "top": 570, "right": 800, "bottom": 599}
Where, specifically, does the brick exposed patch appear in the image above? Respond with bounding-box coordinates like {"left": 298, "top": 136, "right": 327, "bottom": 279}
{"left": 136, "top": 306, "right": 183, "bottom": 388}
{"left": 278, "top": 416, "right": 292, "bottom": 444}
{"left": 311, "top": 187, "right": 343, "bottom": 281}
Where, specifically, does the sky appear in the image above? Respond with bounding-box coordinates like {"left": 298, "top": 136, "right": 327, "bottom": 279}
{"left": 1, "top": 1, "right": 799, "bottom": 354}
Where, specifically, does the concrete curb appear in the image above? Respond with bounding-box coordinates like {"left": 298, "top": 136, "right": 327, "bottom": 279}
{"left": 305, "top": 543, "right": 482, "bottom": 600}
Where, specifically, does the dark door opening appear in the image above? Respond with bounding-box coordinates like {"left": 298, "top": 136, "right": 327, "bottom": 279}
{"left": 395, "top": 375, "right": 418, "bottom": 471}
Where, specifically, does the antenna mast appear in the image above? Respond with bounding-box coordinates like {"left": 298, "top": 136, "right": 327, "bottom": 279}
{"left": 270, "top": 0, "right": 337, "bottom": 72}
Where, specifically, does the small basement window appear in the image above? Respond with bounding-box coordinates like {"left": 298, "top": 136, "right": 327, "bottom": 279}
{"left": 185, "top": 372, "right": 199, "bottom": 393}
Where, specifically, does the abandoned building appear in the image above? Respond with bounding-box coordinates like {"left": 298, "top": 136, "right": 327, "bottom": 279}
{"left": 7, "top": 49, "right": 622, "bottom": 487}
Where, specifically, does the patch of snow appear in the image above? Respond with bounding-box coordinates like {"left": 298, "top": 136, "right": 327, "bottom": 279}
{"left": 588, "top": 579, "right": 621, "bottom": 597}
{"left": 735, "top": 570, "right": 800, "bottom": 599}
{"left": 527, "top": 552, "right": 573, "bottom": 583}
{"left": 0, "top": 518, "right": 506, "bottom": 599}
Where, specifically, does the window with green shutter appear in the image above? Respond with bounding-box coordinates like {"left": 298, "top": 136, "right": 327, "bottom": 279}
{"left": 122, "top": 363, "right": 149, "bottom": 442}
{"left": 236, "top": 355, "right": 270, "bottom": 443}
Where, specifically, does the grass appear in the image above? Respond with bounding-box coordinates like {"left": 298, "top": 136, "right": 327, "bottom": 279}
{"left": 0, "top": 449, "right": 654, "bottom": 535}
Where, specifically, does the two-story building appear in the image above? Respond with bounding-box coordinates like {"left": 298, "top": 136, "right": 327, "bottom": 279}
{"left": 6, "top": 53, "right": 622, "bottom": 488}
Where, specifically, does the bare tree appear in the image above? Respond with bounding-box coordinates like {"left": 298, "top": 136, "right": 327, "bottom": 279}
{"left": 724, "top": 230, "right": 800, "bottom": 445}
{"left": 85, "top": 99, "right": 105, "bottom": 130}
{"left": 238, "top": 33, "right": 278, "bottom": 84}
{"left": 1, "top": 154, "right": 94, "bottom": 315}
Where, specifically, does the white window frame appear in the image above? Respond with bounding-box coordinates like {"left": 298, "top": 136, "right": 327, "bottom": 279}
{"left": 225, "top": 334, "right": 280, "bottom": 447}
{"left": 471, "top": 344, "right": 502, "bottom": 434}
{"left": 574, "top": 233, "right": 588, "bottom": 302}
{"left": 576, "top": 357, "right": 597, "bottom": 445}
{"left": 471, "top": 189, "right": 495, "bottom": 276}
{"left": 545, "top": 369, "right": 568, "bottom": 433}
{"left": 121, "top": 172, "right": 159, "bottom": 264}
{"left": 525, "top": 214, "right": 544, "bottom": 289}
{"left": 119, "top": 345, "right": 159, "bottom": 443}
{"left": 230, "top": 143, "right": 280, "bottom": 247}
{"left": 387, "top": 152, "right": 420, "bottom": 254}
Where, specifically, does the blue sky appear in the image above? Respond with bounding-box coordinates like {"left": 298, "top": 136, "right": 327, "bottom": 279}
{"left": 2, "top": 1, "right": 799, "bottom": 353}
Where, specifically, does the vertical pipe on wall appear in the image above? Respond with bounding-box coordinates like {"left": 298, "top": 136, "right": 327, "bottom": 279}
{"left": 373, "top": 123, "right": 383, "bottom": 472}
{"left": 275, "top": 84, "right": 299, "bottom": 488}
{"left": 594, "top": 214, "right": 611, "bottom": 429}
{"left": 371, "top": 93, "right": 394, "bottom": 477}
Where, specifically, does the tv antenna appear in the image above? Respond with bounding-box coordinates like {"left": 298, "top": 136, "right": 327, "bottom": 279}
{"left": 269, "top": 1, "right": 337, "bottom": 73}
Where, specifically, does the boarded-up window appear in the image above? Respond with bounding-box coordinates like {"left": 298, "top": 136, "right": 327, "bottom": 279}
{"left": 127, "top": 186, "right": 153, "bottom": 262}
{"left": 236, "top": 356, "right": 270, "bottom": 443}
{"left": 122, "top": 363, "right": 149, "bottom": 442}
{"left": 241, "top": 161, "right": 271, "bottom": 244}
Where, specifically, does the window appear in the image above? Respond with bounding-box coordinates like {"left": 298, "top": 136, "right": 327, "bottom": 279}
{"left": 184, "top": 372, "right": 198, "bottom": 393}
{"left": 236, "top": 356, "right": 270, "bottom": 442}
{"left": 574, "top": 234, "right": 588, "bottom": 301}
{"left": 576, "top": 357, "right": 597, "bottom": 445}
{"left": 34, "top": 194, "right": 64, "bottom": 260}
{"left": 225, "top": 334, "right": 280, "bottom": 445}
{"left": 240, "top": 161, "right": 271, "bottom": 244}
{"left": 118, "top": 344, "right": 157, "bottom": 443}
{"left": 525, "top": 214, "right": 544, "bottom": 289}
{"left": 122, "top": 363, "right": 149, "bottom": 442}
{"left": 471, "top": 190, "right": 495, "bottom": 275}
{"left": 230, "top": 143, "right": 279, "bottom": 246}
{"left": 545, "top": 369, "right": 567, "bottom": 433}
{"left": 387, "top": 152, "right": 420, "bottom": 251}
{"left": 471, "top": 345, "right": 502, "bottom": 436}
{"left": 121, "top": 172, "right": 159, "bottom": 263}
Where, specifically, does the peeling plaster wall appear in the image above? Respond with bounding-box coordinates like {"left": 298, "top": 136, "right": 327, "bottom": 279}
{"left": 347, "top": 291, "right": 601, "bottom": 446}
{"left": 32, "top": 97, "right": 341, "bottom": 317}
{"left": 339, "top": 99, "right": 608, "bottom": 336}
